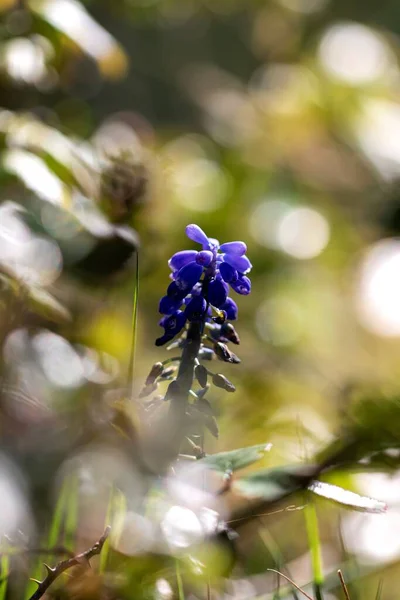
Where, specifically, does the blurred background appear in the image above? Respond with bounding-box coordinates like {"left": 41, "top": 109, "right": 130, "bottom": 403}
{"left": 2, "top": 0, "right": 400, "bottom": 598}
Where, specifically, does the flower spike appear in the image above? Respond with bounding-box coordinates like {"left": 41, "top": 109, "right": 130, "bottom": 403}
{"left": 155, "top": 224, "right": 252, "bottom": 346}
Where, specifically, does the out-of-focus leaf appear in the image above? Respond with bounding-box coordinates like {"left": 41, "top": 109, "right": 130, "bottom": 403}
{"left": 233, "top": 465, "right": 317, "bottom": 502}
{"left": 30, "top": 0, "right": 128, "bottom": 79}
{"left": 318, "top": 394, "right": 400, "bottom": 471}
{"left": 200, "top": 443, "right": 272, "bottom": 473}
{"left": 28, "top": 287, "right": 71, "bottom": 323}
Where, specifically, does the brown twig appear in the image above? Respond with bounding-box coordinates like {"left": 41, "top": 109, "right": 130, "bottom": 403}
{"left": 28, "top": 527, "right": 111, "bottom": 600}
{"left": 338, "top": 569, "right": 350, "bottom": 600}
{"left": 266, "top": 569, "right": 314, "bottom": 600}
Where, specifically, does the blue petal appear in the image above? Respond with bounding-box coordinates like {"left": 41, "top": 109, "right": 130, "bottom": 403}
{"left": 169, "top": 250, "right": 198, "bottom": 271}
{"left": 185, "top": 224, "right": 209, "bottom": 248}
{"left": 208, "top": 278, "right": 228, "bottom": 308}
{"left": 156, "top": 310, "right": 187, "bottom": 346}
{"left": 164, "top": 310, "right": 186, "bottom": 334}
{"left": 155, "top": 333, "right": 174, "bottom": 346}
{"left": 159, "top": 295, "right": 181, "bottom": 315}
{"left": 219, "top": 241, "right": 247, "bottom": 256}
{"left": 220, "top": 297, "right": 238, "bottom": 320}
{"left": 196, "top": 250, "right": 213, "bottom": 267}
{"left": 184, "top": 295, "right": 207, "bottom": 322}
{"left": 230, "top": 275, "right": 251, "bottom": 295}
{"left": 176, "top": 261, "right": 203, "bottom": 291}
{"left": 167, "top": 281, "right": 190, "bottom": 301}
{"left": 223, "top": 253, "right": 252, "bottom": 274}
{"left": 207, "top": 237, "right": 220, "bottom": 251}
{"left": 219, "top": 262, "right": 238, "bottom": 283}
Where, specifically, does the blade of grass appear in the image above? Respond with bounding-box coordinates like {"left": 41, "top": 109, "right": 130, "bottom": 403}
{"left": 63, "top": 473, "right": 78, "bottom": 551}
{"left": 0, "top": 551, "right": 9, "bottom": 600}
{"left": 112, "top": 488, "right": 127, "bottom": 547}
{"left": 99, "top": 487, "right": 114, "bottom": 574}
{"left": 25, "top": 475, "right": 72, "bottom": 600}
{"left": 100, "top": 487, "right": 127, "bottom": 574}
{"left": 304, "top": 495, "right": 324, "bottom": 600}
{"left": 259, "top": 524, "right": 299, "bottom": 600}
{"left": 176, "top": 560, "right": 184, "bottom": 600}
{"left": 375, "top": 580, "right": 383, "bottom": 600}
{"left": 128, "top": 251, "right": 139, "bottom": 398}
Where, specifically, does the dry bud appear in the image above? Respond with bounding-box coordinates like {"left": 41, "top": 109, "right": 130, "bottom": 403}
{"left": 213, "top": 342, "right": 240, "bottom": 364}
{"left": 145, "top": 362, "right": 164, "bottom": 385}
{"left": 221, "top": 323, "right": 240, "bottom": 345}
{"left": 195, "top": 364, "right": 208, "bottom": 387}
{"left": 212, "top": 373, "right": 236, "bottom": 392}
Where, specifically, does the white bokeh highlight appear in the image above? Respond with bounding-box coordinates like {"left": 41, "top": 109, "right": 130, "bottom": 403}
{"left": 357, "top": 239, "right": 400, "bottom": 336}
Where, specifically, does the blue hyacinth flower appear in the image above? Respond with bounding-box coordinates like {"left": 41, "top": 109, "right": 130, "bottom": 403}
{"left": 155, "top": 224, "right": 251, "bottom": 345}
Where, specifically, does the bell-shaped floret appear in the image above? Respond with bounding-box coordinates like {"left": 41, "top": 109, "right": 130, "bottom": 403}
{"left": 185, "top": 224, "right": 210, "bottom": 248}
{"left": 230, "top": 275, "right": 251, "bottom": 295}
{"left": 219, "top": 241, "right": 247, "bottom": 256}
{"left": 220, "top": 297, "right": 238, "bottom": 320}
{"left": 175, "top": 261, "right": 203, "bottom": 291}
{"left": 208, "top": 278, "right": 228, "bottom": 308}
{"left": 169, "top": 250, "right": 198, "bottom": 271}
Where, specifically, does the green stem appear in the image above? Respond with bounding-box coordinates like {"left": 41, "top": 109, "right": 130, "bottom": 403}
{"left": 304, "top": 496, "right": 324, "bottom": 600}
{"left": 128, "top": 251, "right": 139, "bottom": 398}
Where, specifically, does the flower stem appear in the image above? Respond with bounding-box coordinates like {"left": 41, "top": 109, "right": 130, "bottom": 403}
{"left": 165, "top": 278, "right": 210, "bottom": 461}
{"left": 304, "top": 496, "right": 324, "bottom": 600}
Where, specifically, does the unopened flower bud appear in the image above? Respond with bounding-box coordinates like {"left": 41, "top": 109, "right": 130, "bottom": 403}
{"left": 195, "top": 364, "right": 208, "bottom": 387}
{"left": 205, "top": 415, "right": 219, "bottom": 439}
{"left": 161, "top": 366, "right": 177, "bottom": 379}
{"left": 145, "top": 362, "right": 164, "bottom": 385}
{"left": 196, "top": 384, "right": 210, "bottom": 398}
{"left": 198, "top": 347, "right": 214, "bottom": 361}
{"left": 212, "top": 373, "right": 236, "bottom": 393}
{"left": 221, "top": 322, "right": 240, "bottom": 345}
{"left": 213, "top": 342, "right": 241, "bottom": 364}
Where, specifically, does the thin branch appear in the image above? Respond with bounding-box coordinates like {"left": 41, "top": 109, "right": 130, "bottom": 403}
{"left": 337, "top": 570, "right": 350, "bottom": 600}
{"left": 266, "top": 570, "right": 314, "bottom": 600}
{"left": 28, "top": 527, "right": 110, "bottom": 600}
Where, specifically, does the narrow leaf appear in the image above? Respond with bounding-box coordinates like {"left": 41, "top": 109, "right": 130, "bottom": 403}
{"left": 308, "top": 481, "right": 387, "bottom": 514}
{"left": 200, "top": 443, "right": 272, "bottom": 473}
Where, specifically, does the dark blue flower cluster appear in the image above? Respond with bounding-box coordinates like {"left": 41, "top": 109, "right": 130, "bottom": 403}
{"left": 156, "top": 224, "right": 252, "bottom": 346}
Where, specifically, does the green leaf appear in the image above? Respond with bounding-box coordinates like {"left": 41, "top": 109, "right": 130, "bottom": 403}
{"left": 200, "top": 443, "right": 272, "bottom": 473}
{"left": 233, "top": 465, "right": 316, "bottom": 501}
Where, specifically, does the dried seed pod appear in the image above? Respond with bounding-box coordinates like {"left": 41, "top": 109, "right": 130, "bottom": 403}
{"left": 221, "top": 322, "right": 240, "bottom": 345}
{"left": 100, "top": 157, "right": 148, "bottom": 223}
{"left": 195, "top": 364, "right": 208, "bottom": 387}
{"left": 213, "top": 342, "right": 241, "bottom": 364}
{"left": 212, "top": 373, "right": 236, "bottom": 393}
{"left": 145, "top": 362, "right": 164, "bottom": 385}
